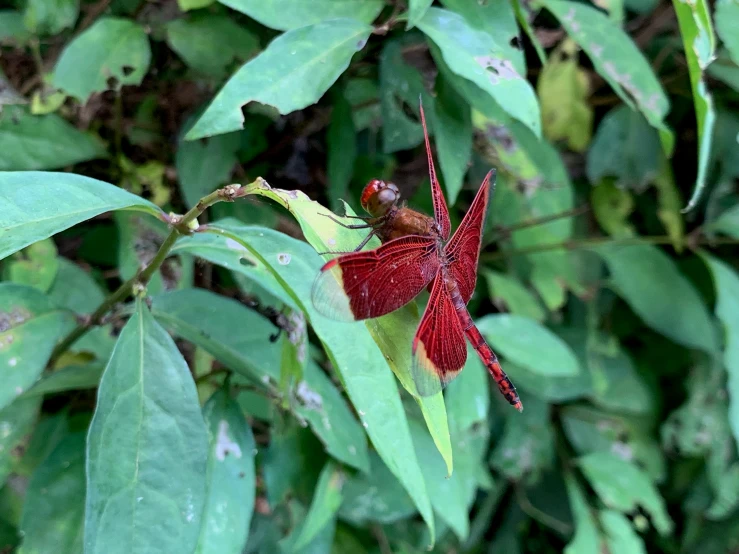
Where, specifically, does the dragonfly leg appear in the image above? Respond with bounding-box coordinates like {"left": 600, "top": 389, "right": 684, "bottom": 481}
{"left": 315, "top": 230, "right": 377, "bottom": 256}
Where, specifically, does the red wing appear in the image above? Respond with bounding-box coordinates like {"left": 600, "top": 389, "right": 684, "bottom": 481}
{"left": 411, "top": 273, "right": 468, "bottom": 396}
{"left": 444, "top": 170, "right": 494, "bottom": 304}
{"left": 419, "top": 102, "right": 451, "bottom": 241}
{"left": 311, "top": 235, "right": 440, "bottom": 322}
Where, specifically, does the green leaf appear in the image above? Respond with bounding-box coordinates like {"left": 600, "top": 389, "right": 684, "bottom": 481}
{"left": 483, "top": 270, "right": 546, "bottom": 322}
{"left": 672, "top": 0, "right": 717, "bottom": 211}
{"left": 196, "top": 389, "right": 256, "bottom": 554}
{"left": 708, "top": 203, "right": 739, "bottom": 238}
{"left": 47, "top": 258, "right": 106, "bottom": 314}
{"left": 84, "top": 301, "right": 209, "bottom": 554}
{"left": 0, "top": 284, "right": 76, "bottom": 410}
{"left": 491, "top": 395, "right": 554, "bottom": 481}
{"left": 52, "top": 17, "right": 151, "bottom": 102}
{"left": 18, "top": 431, "right": 86, "bottom": 554}
{"left": 0, "top": 106, "right": 106, "bottom": 171}
{"left": 433, "top": 73, "right": 472, "bottom": 205}
{"left": 702, "top": 253, "right": 739, "bottom": 445}
{"left": 564, "top": 472, "right": 602, "bottom": 554}
{"left": 578, "top": 451, "right": 673, "bottom": 535}
{"left": 201, "top": 221, "right": 436, "bottom": 542}
{"left": 716, "top": 0, "right": 739, "bottom": 66}
{"left": 592, "top": 243, "right": 718, "bottom": 353}
{"left": 408, "top": 0, "right": 433, "bottom": 29}
{"left": 217, "top": 0, "right": 383, "bottom": 31}
{"left": 511, "top": 0, "right": 546, "bottom": 65}
{"left": 241, "top": 184, "right": 453, "bottom": 476}
{"left": 171, "top": 231, "right": 296, "bottom": 309}
{"left": 543, "top": 0, "right": 670, "bottom": 138}
{"left": 439, "top": 0, "right": 526, "bottom": 74}
{"left": 150, "top": 289, "right": 370, "bottom": 472}
{"left": 22, "top": 363, "right": 104, "bottom": 398}
{"left": 445, "top": 348, "right": 490, "bottom": 434}
{"left": 417, "top": 7, "right": 541, "bottom": 137}
{"left": 409, "top": 418, "right": 469, "bottom": 540}
{"left": 23, "top": 0, "right": 78, "bottom": 35}
{"left": 379, "top": 38, "right": 431, "bottom": 154}
{"left": 477, "top": 314, "right": 581, "bottom": 377}
{"left": 186, "top": 19, "right": 372, "bottom": 140}
{"left": 0, "top": 171, "right": 162, "bottom": 261}
{"left": 591, "top": 181, "right": 635, "bottom": 238}
{"left": 0, "top": 397, "right": 40, "bottom": 486}
{"left": 166, "top": 13, "right": 259, "bottom": 78}
{"left": 2, "top": 239, "right": 59, "bottom": 292}
{"left": 291, "top": 461, "right": 344, "bottom": 551}
{"left": 586, "top": 106, "right": 661, "bottom": 189}
{"left": 537, "top": 39, "right": 593, "bottom": 152}
{"left": 327, "top": 89, "right": 356, "bottom": 209}
{"left": 178, "top": 0, "right": 215, "bottom": 10}
{"left": 339, "top": 451, "right": 417, "bottom": 525}
{"left": 0, "top": 11, "right": 31, "bottom": 45}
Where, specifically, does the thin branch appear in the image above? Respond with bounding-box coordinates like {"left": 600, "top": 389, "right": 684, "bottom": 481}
{"left": 48, "top": 184, "right": 249, "bottom": 364}
{"left": 489, "top": 204, "right": 590, "bottom": 242}
{"left": 515, "top": 486, "right": 572, "bottom": 536}
{"left": 481, "top": 234, "right": 739, "bottom": 263}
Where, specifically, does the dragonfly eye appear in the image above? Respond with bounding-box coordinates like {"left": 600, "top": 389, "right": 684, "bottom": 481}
{"left": 361, "top": 180, "right": 399, "bottom": 217}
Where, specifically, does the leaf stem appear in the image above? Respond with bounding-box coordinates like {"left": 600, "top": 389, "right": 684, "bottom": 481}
{"left": 481, "top": 233, "right": 739, "bottom": 263}
{"left": 48, "top": 184, "right": 248, "bottom": 364}
{"left": 488, "top": 204, "right": 590, "bottom": 243}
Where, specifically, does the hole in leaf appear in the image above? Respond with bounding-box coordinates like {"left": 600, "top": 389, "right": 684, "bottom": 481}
{"left": 239, "top": 257, "right": 255, "bottom": 267}
{"left": 509, "top": 36, "right": 522, "bottom": 50}
{"left": 392, "top": 94, "right": 419, "bottom": 123}
{"left": 121, "top": 65, "right": 135, "bottom": 76}
{"left": 106, "top": 76, "right": 119, "bottom": 89}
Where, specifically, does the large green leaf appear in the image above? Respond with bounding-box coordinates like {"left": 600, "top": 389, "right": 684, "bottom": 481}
{"left": 196, "top": 389, "right": 256, "bottom": 554}
{"left": 166, "top": 13, "right": 259, "bottom": 78}
{"left": 201, "top": 221, "right": 436, "bottom": 542}
{"left": 564, "top": 472, "right": 602, "bottom": 554}
{"left": 150, "top": 288, "right": 369, "bottom": 472}
{"left": 672, "top": 0, "right": 717, "bottom": 211}
{"left": 186, "top": 19, "right": 372, "bottom": 140}
{"left": 537, "top": 39, "right": 592, "bottom": 152}
{"left": 439, "top": 0, "right": 525, "bottom": 74}
{"left": 0, "top": 10, "right": 31, "bottom": 45}
{"left": 0, "top": 284, "right": 76, "bottom": 410}
{"left": 23, "top": 0, "right": 78, "bottom": 35}
{"left": 702, "top": 253, "right": 739, "bottom": 444}
{"left": 289, "top": 461, "right": 344, "bottom": 551}
{"left": 483, "top": 270, "right": 546, "bottom": 323}
{"left": 0, "top": 397, "right": 40, "bottom": 486}
{"left": 22, "top": 363, "right": 104, "bottom": 398}
{"left": 217, "top": 0, "right": 383, "bottom": 31}
{"left": 543, "top": 1, "right": 670, "bottom": 143}
{"left": 716, "top": 0, "right": 739, "bottom": 65}
{"left": 433, "top": 73, "right": 472, "bottom": 205}
{"left": 47, "top": 258, "right": 106, "bottom": 314}
{"left": 0, "top": 106, "right": 105, "bottom": 171}
{"left": 417, "top": 7, "right": 540, "bottom": 137}
{"left": 85, "top": 301, "right": 209, "bottom": 554}
{"left": 326, "top": 89, "right": 356, "bottom": 210}
{"left": 0, "top": 171, "right": 162, "bottom": 261}
{"left": 477, "top": 314, "right": 581, "bottom": 377}
{"left": 18, "top": 431, "right": 86, "bottom": 554}
{"left": 592, "top": 243, "right": 718, "bottom": 353}
{"left": 578, "top": 451, "right": 673, "bottom": 535}
{"left": 2, "top": 239, "right": 59, "bottom": 292}
{"left": 240, "top": 183, "right": 453, "bottom": 475}
{"left": 52, "top": 17, "right": 151, "bottom": 101}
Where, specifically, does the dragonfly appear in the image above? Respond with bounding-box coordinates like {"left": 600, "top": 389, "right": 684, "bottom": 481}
{"left": 311, "top": 103, "right": 522, "bottom": 412}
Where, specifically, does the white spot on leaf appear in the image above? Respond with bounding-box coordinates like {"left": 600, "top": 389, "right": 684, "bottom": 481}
{"left": 215, "top": 420, "right": 242, "bottom": 461}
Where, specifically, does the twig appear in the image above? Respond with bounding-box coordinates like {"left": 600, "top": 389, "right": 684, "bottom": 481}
{"left": 480, "top": 234, "right": 739, "bottom": 263}
{"left": 515, "top": 485, "right": 572, "bottom": 535}
{"left": 490, "top": 204, "right": 590, "bottom": 241}
{"left": 48, "top": 183, "right": 250, "bottom": 364}
{"left": 371, "top": 524, "right": 393, "bottom": 554}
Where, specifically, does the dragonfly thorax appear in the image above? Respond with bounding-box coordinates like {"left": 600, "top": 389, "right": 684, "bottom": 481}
{"left": 361, "top": 179, "right": 400, "bottom": 217}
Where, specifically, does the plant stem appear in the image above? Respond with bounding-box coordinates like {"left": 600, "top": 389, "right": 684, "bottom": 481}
{"left": 114, "top": 90, "right": 123, "bottom": 159}
{"left": 481, "top": 234, "right": 739, "bottom": 263}
{"left": 488, "top": 204, "right": 590, "bottom": 242}
{"left": 49, "top": 185, "right": 246, "bottom": 364}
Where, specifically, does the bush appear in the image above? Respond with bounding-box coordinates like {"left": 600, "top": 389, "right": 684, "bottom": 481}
{"left": 0, "top": 1, "right": 738, "bottom": 553}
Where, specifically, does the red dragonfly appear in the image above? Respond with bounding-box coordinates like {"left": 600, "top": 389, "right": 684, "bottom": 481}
{"left": 311, "top": 104, "right": 522, "bottom": 412}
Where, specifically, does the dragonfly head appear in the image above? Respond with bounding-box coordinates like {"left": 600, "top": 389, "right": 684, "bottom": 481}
{"left": 361, "top": 179, "right": 400, "bottom": 217}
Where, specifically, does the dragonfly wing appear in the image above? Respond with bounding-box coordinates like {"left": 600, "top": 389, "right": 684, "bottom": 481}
{"left": 419, "top": 102, "right": 451, "bottom": 241}
{"left": 445, "top": 170, "right": 494, "bottom": 303}
{"left": 311, "top": 235, "right": 440, "bottom": 322}
{"left": 412, "top": 273, "right": 468, "bottom": 396}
